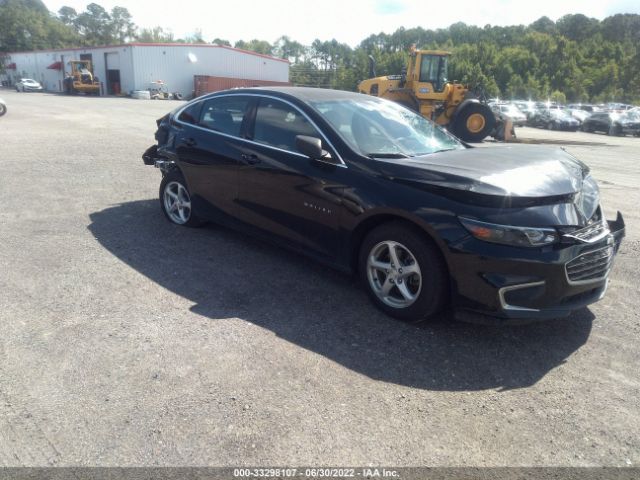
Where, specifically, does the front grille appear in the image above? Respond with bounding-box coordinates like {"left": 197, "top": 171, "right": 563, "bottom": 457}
{"left": 566, "top": 246, "right": 614, "bottom": 283}
{"left": 563, "top": 220, "right": 610, "bottom": 243}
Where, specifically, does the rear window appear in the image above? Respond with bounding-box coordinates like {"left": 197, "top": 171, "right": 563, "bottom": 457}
{"left": 199, "top": 97, "right": 251, "bottom": 137}
{"left": 177, "top": 102, "right": 202, "bottom": 125}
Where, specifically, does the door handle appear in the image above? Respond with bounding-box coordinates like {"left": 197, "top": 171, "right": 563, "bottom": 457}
{"left": 241, "top": 153, "right": 261, "bottom": 165}
{"left": 183, "top": 137, "right": 197, "bottom": 147}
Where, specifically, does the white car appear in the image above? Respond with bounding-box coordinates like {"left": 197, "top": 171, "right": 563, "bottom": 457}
{"left": 16, "top": 78, "right": 43, "bottom": 92}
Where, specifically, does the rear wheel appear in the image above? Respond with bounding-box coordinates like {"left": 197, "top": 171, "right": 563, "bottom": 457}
{"left": 452, "top": 103, "right": 495, "bottom": 142}
{"left": 159, "top": 170, "right": 203, "bottom": 227}
{"left": 359, "top": 222, "right": 447, "bottom": 322}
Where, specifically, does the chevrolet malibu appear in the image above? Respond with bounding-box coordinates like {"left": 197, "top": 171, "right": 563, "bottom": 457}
{"left": 142, "top": 87, "right": 625, "bottom": 323}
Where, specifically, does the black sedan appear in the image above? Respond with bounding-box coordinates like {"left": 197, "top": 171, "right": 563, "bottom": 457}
{"left": 142, "top": 87, "right": 625, "bottom": 324}
{"left": 581, "top": 111, "right": 640, "bottom": 136}
{"left": 528, "top": 109, "right": 580, "bottom": 131}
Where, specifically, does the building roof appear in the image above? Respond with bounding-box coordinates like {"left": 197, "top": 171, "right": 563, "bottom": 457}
{"left": 8, "top": 42, "right": 289, "bottom": 64}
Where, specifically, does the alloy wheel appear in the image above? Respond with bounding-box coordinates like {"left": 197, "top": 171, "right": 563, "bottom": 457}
{"left": 366, "top": 240, "right": 422, "bottom": 308}
{"left": 163, "top": 181, "right": 192, "bottom": 224}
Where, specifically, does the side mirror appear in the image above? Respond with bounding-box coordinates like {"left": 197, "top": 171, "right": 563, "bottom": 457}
{"left": 296, "top": 135, "right": 330, "bottom": 160}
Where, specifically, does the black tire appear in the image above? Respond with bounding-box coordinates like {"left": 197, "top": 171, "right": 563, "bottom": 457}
{"left": 451, "top": 103, "right": 496, "bottom": 142}
{"left": 159, "top": 170, "right": 203, "bottom": 227}
{"left": 358, "top": 221, "right": 448, "bottom": 322}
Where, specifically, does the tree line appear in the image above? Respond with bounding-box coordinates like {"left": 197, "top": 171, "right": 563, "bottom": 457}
{"left": 1, "top": 0, "right": 639, "bottom": 103}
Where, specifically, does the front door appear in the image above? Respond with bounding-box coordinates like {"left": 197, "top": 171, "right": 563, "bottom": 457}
{"left": 236, "top": 97, "right": 347, "bottom": 261}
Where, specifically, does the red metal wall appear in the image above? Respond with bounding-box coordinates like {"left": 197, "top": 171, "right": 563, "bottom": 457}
{"left": 194, "top": 75, "right": 290, "bottom": 97}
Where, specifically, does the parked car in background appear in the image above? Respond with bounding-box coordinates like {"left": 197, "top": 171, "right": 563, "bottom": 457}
{"left": 617, "top": 110, "right": 640, "bottom": 136}
{"left": 0, "top": 97, "right": 6, "bottom": 116}
{"left": 529, "top": 109, "right": 580, "bottom": 131}
{"left": 513, "top": 101, "right": 539, "bottom": 120}
{"left": 568, "top": 103, "right": 602, "bottom": 113}
{"left": 567, "top": 108, "right": 590, "bottom": 124}
{"left": 142, "top": 87, "right": 625, "bottom": 323}
{"left": 582, "top": 110, "right": 640, "bottom": 136}
{"left": 489, "top": 103, "right": 527, "bottom": 126}
{"left": 15, "top": 78, "right": 43, "bottom": 92}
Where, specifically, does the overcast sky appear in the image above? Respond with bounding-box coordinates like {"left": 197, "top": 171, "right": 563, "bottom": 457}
{"left": 44, "top": 0, "right": 640, "bottom": 47}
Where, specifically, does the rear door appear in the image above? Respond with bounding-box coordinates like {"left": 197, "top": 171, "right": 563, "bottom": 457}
{"left": 235, "top": 96, "right": 347, "bottom": 261}
{"left": 174, "top": 95, "right": 254, "bottom": 222}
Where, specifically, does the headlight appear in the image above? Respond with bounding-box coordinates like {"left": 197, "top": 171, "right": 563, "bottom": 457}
{"left": 575, "top": 175, "right": 599, "bottom": 221}
{"left": 459, "top": 217, "right": 559, "bottom": 247}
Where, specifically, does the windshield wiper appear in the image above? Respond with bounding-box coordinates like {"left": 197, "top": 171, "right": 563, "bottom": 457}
{"left": 431, "top": 148, "right": 456, "bottom": 154}
{"left": 366, "top": 152, "right": 410, "bottom": 159}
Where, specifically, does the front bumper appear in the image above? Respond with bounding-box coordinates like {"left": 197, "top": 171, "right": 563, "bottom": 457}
{"left": 22, "top": 86, "right": 43, "bottom": 92}
{"left": 449, "top": 212, "right": 625, "bottom": 324}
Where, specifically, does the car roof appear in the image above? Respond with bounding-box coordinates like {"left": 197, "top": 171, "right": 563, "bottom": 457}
{"left": 212, "top": 86, "right": 365, "bottom": 103}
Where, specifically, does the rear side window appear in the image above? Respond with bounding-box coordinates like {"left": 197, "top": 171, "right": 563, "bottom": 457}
{"left": 199, "top": 97, "right": 251, "bottom": 137}
{"left": 177, "top": 102, "right": 202, "bottom": 125}
{"left": 253, "top": 99, "right": 318, "bottom": 153}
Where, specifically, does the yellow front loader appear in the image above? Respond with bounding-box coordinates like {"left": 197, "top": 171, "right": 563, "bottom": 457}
{"left": 358, "top": 47, "right": 497, "bottom": 142}
{"left": 64, "top": 60, "right": 100, "bottom": 95}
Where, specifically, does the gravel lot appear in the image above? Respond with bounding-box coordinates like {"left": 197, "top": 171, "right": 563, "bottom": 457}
{"left": 0, "top": 89, "right": 638, "bottom": 467}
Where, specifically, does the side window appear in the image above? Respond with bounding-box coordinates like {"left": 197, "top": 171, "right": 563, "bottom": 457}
{"left": 253, "top": 99, "right": 319, "bottom": 154}
{"left": 178, "top": 102, "right": 202, "bottom": 125}
{"left": 199, "top": 97, "right": 251, "bottom": 137}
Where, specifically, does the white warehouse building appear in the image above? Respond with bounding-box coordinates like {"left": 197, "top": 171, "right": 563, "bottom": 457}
{"left": 5, "top": 43, "right": 290, "bottom": 98}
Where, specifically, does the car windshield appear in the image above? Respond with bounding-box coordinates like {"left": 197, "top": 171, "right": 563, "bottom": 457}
{"left": 309, "top": 97, "right": 464, "bottom": 158}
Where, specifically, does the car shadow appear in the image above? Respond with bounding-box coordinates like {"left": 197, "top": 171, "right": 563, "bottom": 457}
{"left": 88, "top": 200, "right": 594, "bottom": 391}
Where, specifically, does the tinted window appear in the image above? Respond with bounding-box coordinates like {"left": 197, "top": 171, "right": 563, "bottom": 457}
{"left": 178, "top": 102, "right": 202, "bottom": 125}
{"left": 199, "top": 97, "right": 251, "bottom": 137}
{"left": 253, "top": 99, "right": 318, "bottom": 153}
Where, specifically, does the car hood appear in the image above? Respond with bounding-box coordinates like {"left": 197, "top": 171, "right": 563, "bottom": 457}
{"left": 377, "top": 145, "right": 588, "bottom": 204}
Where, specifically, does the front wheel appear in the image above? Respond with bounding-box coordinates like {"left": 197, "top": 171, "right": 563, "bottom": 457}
{"left": 359, "top": 222, "right": 447, "bottom": 322}
{"left": 159, "top": 170, "right": 203, "bottom": 227}
{"left": 451, "top": 103, "right": 496, "bottom": 142}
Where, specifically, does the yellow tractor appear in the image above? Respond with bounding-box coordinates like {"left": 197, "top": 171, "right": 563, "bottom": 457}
{"left": 64, "top": 60, "right": 100, "bottom": 95}
{"left": 358, "top": 47, "right": 497, "bottom": 142}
